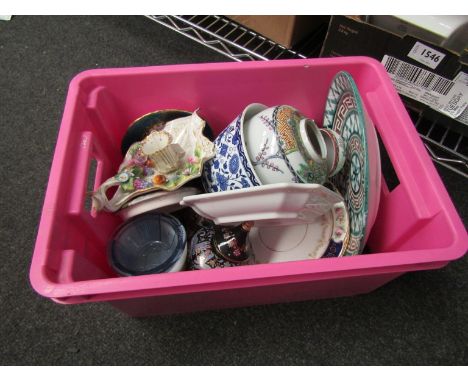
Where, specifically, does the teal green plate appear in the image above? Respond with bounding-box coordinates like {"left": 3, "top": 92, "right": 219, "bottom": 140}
{"left": 323, "top": 71, "right": 370, "bottom": 256}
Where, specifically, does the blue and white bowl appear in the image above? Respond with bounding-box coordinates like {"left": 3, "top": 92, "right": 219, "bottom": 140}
{"left": 202, "top": 104, "right": 264, "bottom": 193}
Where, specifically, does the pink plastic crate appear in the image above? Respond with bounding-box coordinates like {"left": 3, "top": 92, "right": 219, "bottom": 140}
{"left": 30, "top": 57, "right": 467, "bottom": 316}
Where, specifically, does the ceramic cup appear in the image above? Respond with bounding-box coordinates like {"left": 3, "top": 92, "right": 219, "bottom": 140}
{"left": 243, "top": 105, "right": 329, "bottom": 185}
{"left": 202, "top": 104, "right": 264, "bottom": 193}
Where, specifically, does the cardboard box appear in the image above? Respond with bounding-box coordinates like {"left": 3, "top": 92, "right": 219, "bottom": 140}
{"left": 320, "top": 16, "right": 468, "bottom": 127}
{"left": 228, "top": 15, "right": 328, "bottom": 48}
{"left": 368, "top": 15, "right": 468, "bottom": 54}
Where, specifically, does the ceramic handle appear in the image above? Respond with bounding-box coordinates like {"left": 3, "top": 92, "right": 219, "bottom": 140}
{"left": 364, "top": 94, "right": 438, "bottom": 218}
{"left": 91, "top": 176, "right": 122, "bottom": 212}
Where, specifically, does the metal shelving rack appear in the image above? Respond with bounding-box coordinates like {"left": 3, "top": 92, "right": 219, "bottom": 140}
{"left": 146, "top": 15, "right": 308, "bottom": 61}
{"left": 146, "top": 15, "right": 468, "bottom": 178}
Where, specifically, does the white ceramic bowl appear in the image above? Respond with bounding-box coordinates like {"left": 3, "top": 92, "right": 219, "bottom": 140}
{"left": 243, "top": 105, "right": 329, "bottom": 185}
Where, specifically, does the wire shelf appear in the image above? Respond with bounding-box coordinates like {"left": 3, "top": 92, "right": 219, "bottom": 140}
{"left": 146, "top": 15, "right": 306, "bottom": 61}
{"left": 406, "top": 107, "right": 468, "bottom": 178}
{"left": 146, "top": 15, "right": 468, "bottom": 178}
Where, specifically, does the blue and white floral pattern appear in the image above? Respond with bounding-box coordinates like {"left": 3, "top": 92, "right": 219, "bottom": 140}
{"left": 202, "top": 115, "right": 261, "bottom": 193}
{"left": 323, "top": 72, "right": 369, "bottom": 256}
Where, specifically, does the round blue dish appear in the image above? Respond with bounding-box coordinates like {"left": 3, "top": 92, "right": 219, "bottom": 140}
{"left": 108, "top": 212, "right": 187, "bottom": 276}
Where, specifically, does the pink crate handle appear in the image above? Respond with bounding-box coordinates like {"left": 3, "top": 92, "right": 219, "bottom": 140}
{"left": 69, "top": 131, "right": 94, "bottom": 215}
{"left": 365, "top": 94, "right": 439, "bottom": 219}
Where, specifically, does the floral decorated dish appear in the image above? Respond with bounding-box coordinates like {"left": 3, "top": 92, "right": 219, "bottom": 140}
{"left": 92, "top": 112, "right": 215, "bottom": 212}
{"left": 121, "top": 109, "right": 215, "bottom": 155}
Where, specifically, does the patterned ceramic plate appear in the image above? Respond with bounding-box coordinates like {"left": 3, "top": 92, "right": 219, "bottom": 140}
{"left": 248, "top": 200, "right": 349, "bottom": 264}
{"left": 323, "top": 71, "right": 371, "bottom": 256}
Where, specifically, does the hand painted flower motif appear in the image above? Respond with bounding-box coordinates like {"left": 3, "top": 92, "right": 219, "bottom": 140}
{"left": 129, "top": 166, "right": 144, "bottom": 178}
{"left": 133, "top": 152, "right": 148, "bottom": 165}
{"left": 220, "top": 144, "right": 228, "bottom": 156}
{"left": 116, "top": 172, "right": 130, "bottom": 183}
{"left": 143, "top": 166, "right": 154, "bottom": 176}
{"left": 153, "top": 174, "right": 166, "bottom": 185}
{"left": 240, "top": 178, "right": 250, "bottom": 188}
{"left": 115, "top": 171, "right": 135, "bottom": 191}
{"left": 133, "top": 178, "right": 147, "bottom": 190}
{"left": 203, "top": 116, "right": 260, "bottom": 193}
{"left": 232, "top": 129, "right": 240, "bottom": 145}
{"left": 216, "top": 173, "right": 229, "bottom": 191}
{"left": 259, "top": 115, "right": 275, "bottom": 131}
{"left": 229, "top": 154, "right": 239, "bottom": 174}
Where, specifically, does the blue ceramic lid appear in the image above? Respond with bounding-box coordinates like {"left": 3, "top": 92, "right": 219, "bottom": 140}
{"left": 108, "top": 212, "right": 187, "bottom": 276}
